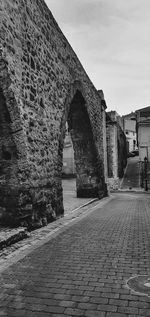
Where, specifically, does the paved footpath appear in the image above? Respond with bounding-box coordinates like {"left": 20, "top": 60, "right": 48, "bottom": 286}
{"left": 0, "top": 192, "right": 150, "bottom": 317}
{"left": 120, "top": 157, "right": 141, "bottom": 190}
{"left": 0, "top": 178, "right": 96, "bottom": 249}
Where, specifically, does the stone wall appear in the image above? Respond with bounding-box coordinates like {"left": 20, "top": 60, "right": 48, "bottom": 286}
{"left": 0, "top": 0, "right": 107, "bottom": 226}
{"left": 117, "top": 124, "right": 127, "bottom": 179}
{"left": 106, "top": 118, "right": 118, "bottom": 179}
{"left": 106, "top": 111, "right": 127, "bottom": 190}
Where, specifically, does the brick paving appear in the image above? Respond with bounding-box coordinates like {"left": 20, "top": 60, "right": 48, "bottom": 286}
{"left": 120, "top": 157, "right": 141, "bottom": 190}
{"left": 0, "top": 192, "right": 150, "bottom": 316}
{"left": 0, "top": 198, "right": 101, "bottom": 270}
{"left": 0, "top": 179, "right": 96, "bottom": 251}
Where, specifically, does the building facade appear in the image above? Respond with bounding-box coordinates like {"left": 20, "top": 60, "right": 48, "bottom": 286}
{"left": 136, "top": 106, "right": 150, "bottom": 190}
{"left": 122, "top": 112, "right": 137, "bottom": 153}
{"left": 136, "top": 106, "right": 150, "bottom": 161}
{"left": 62, "top": 124, "right": 76, "bottom": 177}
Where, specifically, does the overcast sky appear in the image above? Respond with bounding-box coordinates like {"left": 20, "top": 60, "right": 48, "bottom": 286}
{"left": 45, "top": 0, "right": 150, "bottom": 115}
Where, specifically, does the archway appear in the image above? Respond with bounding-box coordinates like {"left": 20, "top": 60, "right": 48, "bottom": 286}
{"left": 0, "top": 56, "right": 28, "bottom": 225}
{"left": 67, "top": 90, "right": 100, "bottom": 197}
{"left": 57, "top": 83, "right": 105, "bottom": 217}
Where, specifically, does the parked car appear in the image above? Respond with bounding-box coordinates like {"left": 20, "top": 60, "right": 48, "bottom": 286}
{"left": 131, "top": 150, "right": 139, "bottom": 156}
{"left": 127, "top": 152, "right": 136, "bottom": 158}
{"left": 127, "top": 150, "right": 139, "bottom": 158}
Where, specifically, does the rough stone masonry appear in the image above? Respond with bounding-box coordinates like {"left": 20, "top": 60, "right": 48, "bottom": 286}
{"left": 0, "top": 0, "right": 107, "bottom": 227}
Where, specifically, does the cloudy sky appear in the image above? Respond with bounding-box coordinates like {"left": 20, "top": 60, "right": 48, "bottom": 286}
{"left": 45, "top": 0, "right": 150, "bottom": 115}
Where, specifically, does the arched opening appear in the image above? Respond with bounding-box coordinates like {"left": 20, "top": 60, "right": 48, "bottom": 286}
{"left": 68, "top": 90, "right": 99, "bottom": 197}
{"left": 61, "top": 89, "right": 103, "bottom": 214}
{"left": 62, "top": 122, "right": 76, "bottom": 211}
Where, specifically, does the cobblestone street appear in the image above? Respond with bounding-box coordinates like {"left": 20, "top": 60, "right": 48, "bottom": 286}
{"left": 120, "top": 157, "right": 141, "bottom": 190}
{"left": 0, "top": 178, "right": 97, "bottom": 251}
{"left": 0, "top": 192, "right": 150, "bottom": 316}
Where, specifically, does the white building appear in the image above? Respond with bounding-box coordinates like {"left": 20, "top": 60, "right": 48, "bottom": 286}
{"left": 62, "top": 123, "right": 76, "bottom": 177}
{"left": 136, "top": 106, "right": 150, "bottom": 161}
{"left": 123, "top": 112, "right": 137, "bottom": 153}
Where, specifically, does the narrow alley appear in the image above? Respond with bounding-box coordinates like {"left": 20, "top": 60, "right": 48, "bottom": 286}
{"left": 1, "top": 3, "right": 150, "bottom": 317}
{"left": 120, "top": 156, "right": 142, "bottom": 191}
{"left": 0, "top": 192, "right": 150, "bottom": 317}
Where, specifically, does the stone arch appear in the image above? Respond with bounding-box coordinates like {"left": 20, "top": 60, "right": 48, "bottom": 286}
{"left": 57, "top": 81, "right": 105, "bottom": 215}
{"left": 0, "top": 55, "right": 27, "bottom": 223}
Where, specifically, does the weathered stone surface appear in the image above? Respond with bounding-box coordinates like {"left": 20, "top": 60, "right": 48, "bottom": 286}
{"left": 0, "top": 0, "right": 107, "bottom": 226}
{"left": 0, "top": 226, "right": 28, "bottom": 250}
{"left": 106, "top": 111, "right": 127, "bottom": 189}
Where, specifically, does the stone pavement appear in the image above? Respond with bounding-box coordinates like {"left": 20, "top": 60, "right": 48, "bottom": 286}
{"left": 0, "top": 192, "right": 150, "bottom": 316}
{"left": 0, "top": 198, "right": 101, "bottom": 270}
{"left": 0, "top": 178, "right": 96, "bottom": 251}
{"left": 120, "top": 157, "right": 141, "bottom": 191}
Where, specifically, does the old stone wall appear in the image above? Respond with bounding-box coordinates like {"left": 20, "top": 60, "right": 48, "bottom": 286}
{"left": 106, "top": 111, "right": 127, "bottom": 190}
{"left": 106, "top": 120, "right": 118, "bottom": 179}
{"left": 117, "top": 124, "right": 127, "bottom": 179}
{"left": 0, "top": 0, "right": 106, "bottom": 226}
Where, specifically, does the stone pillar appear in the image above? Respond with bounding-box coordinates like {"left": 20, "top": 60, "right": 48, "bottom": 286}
{"left": 67, "top": 90, "right": 101, "bottom": 198}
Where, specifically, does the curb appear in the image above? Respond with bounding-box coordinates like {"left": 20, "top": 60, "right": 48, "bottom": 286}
{"left": 68, "top": 198, "right": 98, "bottom": 213}
{"left": 111, "top": 189, "right": 149, "bottom": 194}
{"left": 0, "top": 198, "right": 98, "bottom": 251}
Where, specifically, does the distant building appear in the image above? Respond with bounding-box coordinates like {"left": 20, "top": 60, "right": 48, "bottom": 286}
{"left": 122, "top": 112, "right": 137, "bottom": 153}
{"left": 136, "top": 106, "right": 150, "bottom": 190}
{"left": 136, "top": 106, "right": 150, "bottom": 161}
{"left": 62, "top": 123, "right": 76, "bottom": 177}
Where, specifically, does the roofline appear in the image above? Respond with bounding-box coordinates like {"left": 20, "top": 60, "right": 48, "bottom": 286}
{"left": 135, "top": 105, "right": 150, "bottom": 112}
